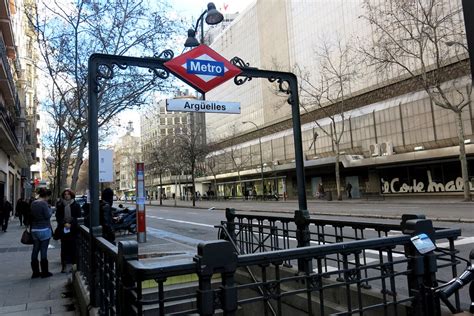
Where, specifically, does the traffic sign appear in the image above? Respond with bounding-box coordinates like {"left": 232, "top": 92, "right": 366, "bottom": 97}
{"left": 164, "top": 45, "right": 241, "bottom": 93}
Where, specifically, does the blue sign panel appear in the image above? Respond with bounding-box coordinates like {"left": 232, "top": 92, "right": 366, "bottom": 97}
{"left": 186, "top": 59, "right": 225, "bottom": 76}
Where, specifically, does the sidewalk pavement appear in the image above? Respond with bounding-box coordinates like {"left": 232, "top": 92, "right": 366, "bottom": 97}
{"left": 0, "top": 217, "right": 78, "bottom": 315}
{"left": 127, "top": 196, "right": 474, "bottom": 223}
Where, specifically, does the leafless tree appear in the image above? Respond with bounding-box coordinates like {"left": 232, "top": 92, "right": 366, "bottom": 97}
{"left": 28, "top": 0, "right": 183, "bottom": 193}
{"left": 223, "top": 124, "right": 252, "bottom": 197}
{"left": 360, "top": 0, "right": 471, "bottom": 200}
{"left": 174, "top": 117, "right": 209, "bottom": 207}
{"left": 204, "top": 151, "right": 224, "bottom": 200}
{"left": 296, "top": 39, "right": 358, "bottom": 200}
{"left": 145, "top": 137, "right": 173, "bottom": 206}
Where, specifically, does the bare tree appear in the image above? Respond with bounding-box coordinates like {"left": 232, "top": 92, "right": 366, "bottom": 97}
{"left": 205, "top": 152, "right": 223, "bottom": 200}
{"left": 174, "top": 116, "right": 209, "bottom": 207}
{"left": 360, "top": 0, "right": 471, "bottom": 200}
{"left": 28, "top": 0, "right": 183, "bottom": 192}
{"left": 223, "top": 124, "right": 252, "bottom": 198}
{"left": 145, "top": 137, "right": 173, "bottom": 206}
{"left": 296, "top": 39, "right": 358, "bottom": 200}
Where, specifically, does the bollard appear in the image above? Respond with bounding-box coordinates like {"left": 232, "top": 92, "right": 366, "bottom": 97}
{"left": 401, "top": 216, "right": 440, "bottom": 316}
{"left": 194, "top": 240, "right": 238, "bottom": 315}
{"left": 117, "top": 241, "right": 139, "bottom": 315}
{"left": 90, "top": 226, "right": 102, "bottom": 308}
{"left": 294, "top": 210, "right": 312, "bottom": 274}
{"left": 225, "top": 208, "right": 236, "bottom": 243}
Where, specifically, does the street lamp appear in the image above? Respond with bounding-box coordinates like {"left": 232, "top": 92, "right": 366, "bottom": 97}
{"left": 243, "top": 121, "right": 265, "bottom": 198}
{"left": 184, "top": 2, "right": 224, "bottom": 47}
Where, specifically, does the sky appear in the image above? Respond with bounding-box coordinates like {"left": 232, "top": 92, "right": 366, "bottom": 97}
{"left": 115, "top": 0, "right": 255, "bottom": 139}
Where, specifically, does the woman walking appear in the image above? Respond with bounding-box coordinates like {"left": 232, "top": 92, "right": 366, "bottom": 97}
{"left": 55, "top": 189, "right": 81, "bottom": 273}
{"left": 30, "top": 188, "right": 53, "bottom": 278}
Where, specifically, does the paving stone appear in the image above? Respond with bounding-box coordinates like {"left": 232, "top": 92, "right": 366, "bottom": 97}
{"left": 26, "top": 298, "right": 72, "bottom": 309}
{"left": 0, "top": 304, "right": 26, "bottom": 313}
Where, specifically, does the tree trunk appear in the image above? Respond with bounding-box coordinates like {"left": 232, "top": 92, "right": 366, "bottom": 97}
{"left": 70, "top": 138, "right": 87, "bottom": 191}
{"left": 213, "top": 175, "right": 218, "bottom": 201}
{"left": 59, "top": 137, "right": 74, "bottom": 195}
{"left": 159, "top": 172, "right": 162, "bottom": 206}
{"left": 174, "top": 176, "right": 177, "bottom": 207}
{"left": 335, "top": 142, "right": 342, "bottom": 200}
{"left": 455, "top": 111, "right": 471, "bottom": 201}
{"left": 191, "top": 163, "right": 196, "bottom": 207}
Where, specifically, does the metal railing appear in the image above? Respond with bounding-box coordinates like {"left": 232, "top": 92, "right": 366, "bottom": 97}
{"left": 76, "top": 214, "right": 462, "bottom": 315}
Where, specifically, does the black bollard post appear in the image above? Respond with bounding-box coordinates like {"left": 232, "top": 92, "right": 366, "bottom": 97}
{"left": 225, "top": 208, "right": 236, "bottom": 243}
{"left": 401, "top": 215, "right": 439, "bottom": 316}
{"left": 117, "top": 241, "right": 139, "bottom": 315}
{"left": 194, "top": 240, "right": 238, "bottom": 315}
{"left": 294, "top": 210, "right": 312, "bottom": 274}
{"left": 90, "top": 226, "right": 102, "bottom": 308}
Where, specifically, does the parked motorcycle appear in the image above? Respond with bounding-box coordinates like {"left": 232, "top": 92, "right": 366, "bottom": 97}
{"left": 112, "top": 205, "right": 137, "bottom": 234}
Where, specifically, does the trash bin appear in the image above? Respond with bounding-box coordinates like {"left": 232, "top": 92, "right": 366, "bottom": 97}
{"left": 326, "top": 191, "right": 332, "bottom": 201}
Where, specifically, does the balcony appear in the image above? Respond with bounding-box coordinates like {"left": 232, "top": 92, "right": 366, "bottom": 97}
{"left": 0, "top": 37, "right": 20, "bottom": 115}
{"left": 0, "top": 0, "right": 15, "bottom": 49}
{"left": 0, "top": 101, "right": 19, "bottom": 154}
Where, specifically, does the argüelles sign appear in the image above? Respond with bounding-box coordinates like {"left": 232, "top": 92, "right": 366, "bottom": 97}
{"left": 167, "top": 99, "right": 240, "bottom": 114}
{"left": 381, "top": 170, "right": 474, "bottom": 194}
{"left": 164, "top": 44, "right": 242, "bottom": 93}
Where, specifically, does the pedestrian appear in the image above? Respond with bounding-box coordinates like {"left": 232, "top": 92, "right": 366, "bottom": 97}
{"left": 100, "top": 188, "right": 115, "bottom": 244}
{"left": 0, "top": 197, "right": 13, "bottom": 232}
{"left": 55, "top": 189, "right": 81, "bottom": 273}
{"left": 30, "top": 188, "right": 53, "bottom": 278}
{"left": 15, "top": 198, "right": 29, "bottom": 227}
{"left": 318, "top": 183, "right": 325, "bottom": 199}
{"left": 346, "top": 182, "right": 353, "bottom": 199}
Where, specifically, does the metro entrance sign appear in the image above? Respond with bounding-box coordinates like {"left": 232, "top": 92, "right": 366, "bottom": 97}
{"left": 164, "top": 44, "right": 241, "bottom": 93}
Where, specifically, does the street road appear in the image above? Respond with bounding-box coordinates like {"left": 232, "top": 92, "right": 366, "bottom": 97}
{"left": 131, "top": 203, "right": 474, "bottom": 310}
{"left": 128, "top": 198, "right": 474, "bottom": 222}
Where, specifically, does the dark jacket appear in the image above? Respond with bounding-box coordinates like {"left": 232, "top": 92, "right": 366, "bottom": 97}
{"left": 99, "top": 200, "right": 115, "bottom": 243}
{"left": 0, "top": 200, "right": 12, "bottom": 217}
{"left": 15, "top": 200, "right": 29, "bottom": 216}
{"left": 55, "top": 200, "right": 81, "bottom": 237}
{"left": 30, "top": 200, "right": 52, "bottom": 229}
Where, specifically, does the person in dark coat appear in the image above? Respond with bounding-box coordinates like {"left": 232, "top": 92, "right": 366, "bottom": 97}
{"left": 55, "top": 189, "right": 81, "bottom": 273}
{"left": 30, "top": 188, "right": 53, "bottom": 278}
{"left": 0, "top": 197, "right": 13, "bottom": 232}
{"left": 100, "top": 188, "right": 115, "bottom": 244}
{"left": 346, "top": 182, "right": 353, "bottom": 199}
{"left": 15, "top": 198, "right": 29, "bottom": 226}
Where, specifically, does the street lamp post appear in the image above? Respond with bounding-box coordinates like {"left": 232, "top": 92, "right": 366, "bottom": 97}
{"left": 243, "top": 121, "right": 265, "bottom": 199}
{"left": 184, "top": 2, "right": 224, "bottom": 48}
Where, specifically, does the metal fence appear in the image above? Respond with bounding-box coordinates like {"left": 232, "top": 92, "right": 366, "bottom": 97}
{"left": 76, "top": 212, "right": 463, "bottom": 315}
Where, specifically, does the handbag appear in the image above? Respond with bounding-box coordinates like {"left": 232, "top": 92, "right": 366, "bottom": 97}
{"left": 53, "top": 226, "right": 62, "bottom": 240}
{"left": 21, "top": 228, "right": 33, "bottom": 245}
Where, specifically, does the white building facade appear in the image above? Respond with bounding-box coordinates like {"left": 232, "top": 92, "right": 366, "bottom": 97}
{"left": 199, "top": 0, "right": 473, "bottom": 199}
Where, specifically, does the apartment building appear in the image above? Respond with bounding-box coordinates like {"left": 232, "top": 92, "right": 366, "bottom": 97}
{"left": 113, "top": 122, "right": 141, "bottom": 199}
{"left": 140, "top": 93, "right": 206, "bottom": 199}
{"left": 0, "top": 0, "right": 40, "bottom": 203}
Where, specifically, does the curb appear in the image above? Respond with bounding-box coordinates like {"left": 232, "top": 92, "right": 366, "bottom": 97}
{"left": 141, "top": 203, "right": 473, "bottom": 223}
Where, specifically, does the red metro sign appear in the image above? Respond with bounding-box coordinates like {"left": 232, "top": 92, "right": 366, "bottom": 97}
{"left": 164, "top": 45, "right": 241, "bottom": 93}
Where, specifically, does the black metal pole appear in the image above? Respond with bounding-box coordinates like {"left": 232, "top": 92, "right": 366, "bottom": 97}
{"left": 87, "top": 51, "right": 173, "bottom": 305}
{"left": 288, "top": 74, "right": 308, "bottom": 212}
{"left": 57, "top": 107, "right": 61, "bottom": 201}
{"left": 87, "top": 56, "right": 100, "bottom": 308}
{"left": 462, "top": 0, "right": 474, "bottom": 82}
{"left": 88, "top": 56, "right": 100, "bottom": 229}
